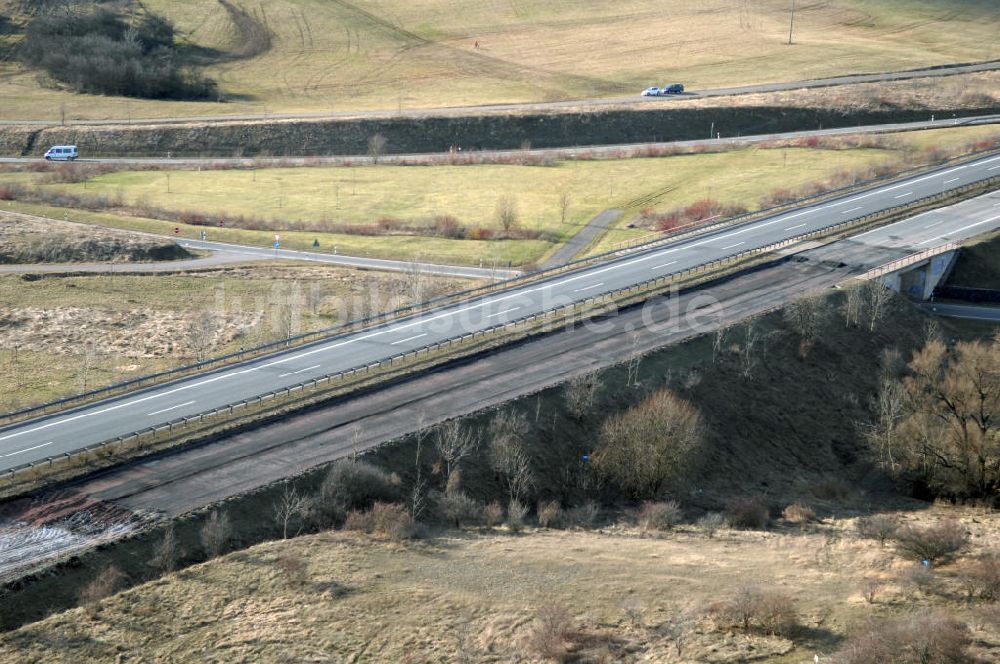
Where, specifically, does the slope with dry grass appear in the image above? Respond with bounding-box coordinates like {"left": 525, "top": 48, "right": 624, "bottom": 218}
{"left": 1, "top": 508, "right": 998, "bottom": 663}
{"left": 0, "top": 0, "right": 998, "bottom": 120}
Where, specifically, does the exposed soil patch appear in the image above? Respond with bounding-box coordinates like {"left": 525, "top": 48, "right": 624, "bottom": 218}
{"left": 0, "top": 213, "right": 191, "bottom": 264}
{"left": 0, "top": 306, "right": 259, "bottom": 358}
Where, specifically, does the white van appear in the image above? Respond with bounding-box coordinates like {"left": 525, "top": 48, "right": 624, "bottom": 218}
{"left": 44, "top": 145, "right": 78, "bottom": 161}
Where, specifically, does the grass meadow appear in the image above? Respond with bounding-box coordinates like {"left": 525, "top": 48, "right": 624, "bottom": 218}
{"left": 0, "top": 0, "right": 998, "bottom": 120}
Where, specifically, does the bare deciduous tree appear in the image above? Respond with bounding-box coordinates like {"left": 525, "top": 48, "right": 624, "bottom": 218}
{"left": 843, "top": 284, "right": 864, "bottom": 328}
{"left": 200, "top": 509, "right": 232, "bottom": 558}
{"left": 784, "top": 296, "right": 826, "bottom": 356}
{"left": 495, "top": 194, "right": 519, "bottom": 232}
{"left": 894, "top": 338, "right": 1000, "bottom": 497}
{"left": 410, "top": 413, "right": 430, "bottom": 521}
{"left": 563, "top": 370, "right": 602, "bottom": 419}
{"left": 405, "top": 259, "right": 430, "bottom": 303}
{"left": 434, "top": 419, "right": 480, "bottom": 481}
{"left": 491, "top": 438, "right": 534, "bottom": 503}
{"left": 712, "top": 325, "right": 728, "bottom": 364}
{"left": 558, "top": 191, "right": 570, "bottom": 224}
{"left": 740, "top": 321, "right": 761, "bottom": 380}
{"left": 367, "top": 133, "right": 387, "bottom": 164}
{"left": 859, "top": 377, "right": 909, "bottom": 473}
{"left": 626, "top": 332, "right": 642, "bottom": 388}
{"left": 862, "top": 281, "right": 893, "bottom": 332}
{"left": 489, "top": 408, "right": 534, "bottom": 502}
{"left": 187, "top": 311, "right": 218, "bottom": 361}
{"left": 76, "top": 341, "right": 97, "bottom": 392}
{"left": 149, "top": 525, "right": 178, "bottom": 574}
{"left": 273, "top": 484, "right": 312, "bottom": 539}
{"left": 594, "top": 389, "right": 703, "bottom": 499}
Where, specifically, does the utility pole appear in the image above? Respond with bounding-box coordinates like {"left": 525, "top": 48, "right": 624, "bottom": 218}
{"left": 787, "top": 0, "right": 796, "bottom": 45}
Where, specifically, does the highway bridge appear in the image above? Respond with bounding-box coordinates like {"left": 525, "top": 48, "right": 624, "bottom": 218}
{"left": 1, "top": 153, "right": 999, "bottom": 472}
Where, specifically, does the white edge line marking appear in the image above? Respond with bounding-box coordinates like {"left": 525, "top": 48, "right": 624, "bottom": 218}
{"left": 574, "top": 282, "right": 604, "bottom": 292}
{"left": 391, "top": 333, "right": 428, "bottom": 346}
{"left": 722, "top": 242, "right": 744, "bottom": 250}
{"left": 487, "top": 307, "right": 521, "bottom": 318}
{"left": 917, "top": 213, "right": 1000, "bottom": 246}
{"left": 146, "top": 400, "right": 196, "bottom": 417}
{"left": 651, "top": 261, "right": 677, "bottom": 270}
{"left": 784, "top": 223, "right": 806, "bottom": 231}
{"left": 842, "top": 206, "right": 863, "bottom": 214}
{"left": 894, "top": 192, "right": 912, "bottom": 199}
{"left": 3, "top": 441, "right": 54, "bottom": 457}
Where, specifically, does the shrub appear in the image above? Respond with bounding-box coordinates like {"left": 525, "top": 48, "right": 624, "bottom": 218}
{"left": 594, "top": 389, "right": 703, "bottom": 500}
{"left": 957, "top": 553, "right": 1000, "bottom": 601}
{"left": 0, "top": 183, "right": 23, "bottom": 201}
{"left": 856, "top": 514, "right": 899, "bottom": 546}
{"left": 439, "top": 491, "right": 482, "bottom": 529}
{"left": 893, "top": 520, "right": 968, "bottom": 564}
{"left": 697, "top": 512, "right": 726, "bottom": 538}
{"left": 706, "top": 585, "right": 797, "bottom": 637}
{"left": 567, "top": 501, "right": 600, "bottom": 529}
{"left": 537, "top": 500, "right": 563, "bottom": 528}
{"left": 649, "top": 199, "right": 748, "bottom": 233}
{"left": 317, "top": 459, "right": 398, "bottom": 525}
{"left": 781, "top": 502, "right": 816, "bottom": 525}
{"left": 861, "top": 577, "right": 884, "bottom": 604}
{"left": 276, "top": 552, "right": 309, "bottom": 589}
{"left": 200, "top": 509, "right": 231, "bottom": 558}
{"left": 78, "top": 566, "right": 126, "bottom": 617}
{"left": 483, "top": 501, "right": 504, "bottom": 528}
{"left": 898, "top": 564, "right": 938, "bottom": 597}
{"left": 507, "top": 498, "right": 528, "bottom": 533}
{"left": 811, "top": 477, "right": 851, "bottom": 501}
{"left": 527, "top": 601, "right": 573, "bottom": 661}
{"left": 638, "top": 500, "right": 682, "bottom": 532}
{"left": 835, "top": 612, "right": 974, "bottom": 664}
{"left": 725, "top": 495, "right": 770, "bottom": 530}
{"left": 344, "top": 502, "right": 414, "bottom": 540}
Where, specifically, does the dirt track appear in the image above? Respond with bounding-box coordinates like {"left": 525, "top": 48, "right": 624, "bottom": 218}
{"left": 2, "top": 60, "right": 999, "bottom": 127}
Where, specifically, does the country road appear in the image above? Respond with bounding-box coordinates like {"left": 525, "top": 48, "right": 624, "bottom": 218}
{"left": 1, "top": 152, "right": 998, "bottom": 471}
{"left": 2, "top": 115, "right": 998, "bottom": 168}
{"left": 2, "top": 60, "right": 998, "bottom": 127}
{"left": 0, "top": 211, "right": 520, "bottom": 279}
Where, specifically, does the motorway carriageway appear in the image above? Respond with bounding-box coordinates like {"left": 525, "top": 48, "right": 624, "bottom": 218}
{"left": 1, "top": 154, "right": 1000, "bottom": 470}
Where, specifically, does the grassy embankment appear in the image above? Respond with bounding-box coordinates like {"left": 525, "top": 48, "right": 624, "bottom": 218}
{"left": 2, "top": 125, "right": 998, "bottom": 265}
{"left": 0, "top": 511, "right": 996, "bottom": 663}
{"left": 0, "top": 0, "right": 998, "bottom": 120}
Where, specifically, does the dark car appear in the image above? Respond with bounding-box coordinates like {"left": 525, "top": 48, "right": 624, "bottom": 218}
{"left": 663, "top": 83, "right": 684, "bottom": 95}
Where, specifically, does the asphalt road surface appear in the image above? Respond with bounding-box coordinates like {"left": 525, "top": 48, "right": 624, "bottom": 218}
{"left": 175, "top": 238, "right": 520, "bottom": 279}
{"left": 918, "top": 302, "right": 1000, "bottom": 321}
{"left": 2, "top": 61, "right": 998, "bottom": 126}
{"left": 0, "top": 209, "right": 519, "bottom": 278}
{"left": 2, "top": 155, "right": 999, "bottom": 471}
{"left": 2, "top": 115, "right": 998, "bottom": 167}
